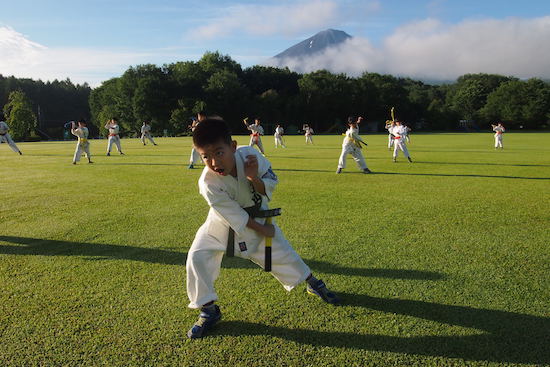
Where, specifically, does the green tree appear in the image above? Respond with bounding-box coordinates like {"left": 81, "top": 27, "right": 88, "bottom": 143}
{"left": 3, "top": 90, "right": 37, "bottom": 140}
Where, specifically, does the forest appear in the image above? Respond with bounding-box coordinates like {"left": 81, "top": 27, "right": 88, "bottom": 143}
{"left": 2, "top": 51, "right": 549, "bottom": 139}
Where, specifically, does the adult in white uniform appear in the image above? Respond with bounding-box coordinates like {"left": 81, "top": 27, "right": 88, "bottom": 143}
{"left": 104, "top": 118, "right": 124, "bottom": 156}
{"left": 140, "top": 121, "right": 157, "bottom": 146}
{"left": 336, "top": 119, "right": 371, "bottom": 174}
{"left": 274, "top": 124, "right": 286, "bottom": 148}
{"left": 492, "top": 123, "right": 505, "bottom": 149}
{"left": 189, "top": 111, "right": 207, "bottom": 169}
{"left": 389, "top": 121, "right": 412, "bottom": 163}
{"left": 0, "top": 116, "right": 22, "bottom": 155}
{"left": 186, "top": 119, "right": 340, "bottom": 339}
{"left": 243, "top": 117, "right": 265, "bottom": 154}
{"left": 71, "top": 119, "right": 93, "bottom": 164}
{"left": 303, "top": 124, "right": 314, "bottom": 144}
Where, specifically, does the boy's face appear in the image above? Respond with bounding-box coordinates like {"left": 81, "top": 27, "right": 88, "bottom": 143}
{"left": 196, "top": 139, "right": 238, "bottom": 177}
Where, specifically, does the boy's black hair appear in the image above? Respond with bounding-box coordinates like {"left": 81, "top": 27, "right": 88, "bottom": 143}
{"left": 193, "top": 118, "right": 232, "bottom": 148}
{"left": 198, "top": 111, "right": 206, "bottom": 116}
{"left": 347, "top": 116, "right": 355, "bottom": 123}
{"left": 78, "top": 118, "right": 87, "bottom": 124}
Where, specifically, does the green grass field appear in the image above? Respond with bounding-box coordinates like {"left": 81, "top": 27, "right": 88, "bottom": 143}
{"left": 1, "top": 133, "right": 549, "bottom": 366}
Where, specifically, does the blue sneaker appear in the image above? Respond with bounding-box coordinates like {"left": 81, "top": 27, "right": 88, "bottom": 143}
{"left": 187, "top": 305, "right": 222, "bottom": 339}
{"left": 306, "top": 279, "right": 341, "bottom": 305}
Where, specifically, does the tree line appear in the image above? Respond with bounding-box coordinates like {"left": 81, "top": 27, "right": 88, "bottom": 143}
{"left": 2, "top": 51, "right": 549, "bottom": 140}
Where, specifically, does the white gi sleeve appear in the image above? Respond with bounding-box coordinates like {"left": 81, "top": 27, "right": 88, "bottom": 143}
{"left": 200, "top": 181, "right": 250, "bottom": 236}
{"left": 256, "top": 153, "right": 278, "bottom": 201}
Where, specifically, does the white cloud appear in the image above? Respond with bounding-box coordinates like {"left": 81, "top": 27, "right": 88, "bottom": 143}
{"left": 267, "top": 16, "right": 550, "bottom": 81}
{"left": 0, "top": 26, "right": 157, "bottom": 87}
{"left": 188, "top": 0, "right": 341, "bottom": 40}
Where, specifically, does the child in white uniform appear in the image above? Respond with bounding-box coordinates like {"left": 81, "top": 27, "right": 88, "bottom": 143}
{"left": 385, "top": 120, "right": 395, "bottom": 150}
{"left": 104, "top": 118, "right": 124, "bottom": 156}
{"left": 389, "top": 121, "right": 412, "bottom": 163}
{"left": 186, "top": 119, "right": 340, "bottom": 339}
{"left": 492, "top": 123, "right": 505, "bottom": 149}
{"left": 244, "top": 117, "right": 265, "bottom": 154}
{"left": 0, "top": 114, "right": 22, "bottom": 155}
{"left": 274, "top": 124, "right": 286, "bottom": 148}
{"left": 71, "top": 119, "right": 93, "bottom": 164}
{"left": 140, "top": 121, "right": 157, "bottom": 146}
{"left": 336, "top": 118, "right": 371, "bottom": 174}
{"left": 303, "top": 124, "right": 314, "bottom": 144}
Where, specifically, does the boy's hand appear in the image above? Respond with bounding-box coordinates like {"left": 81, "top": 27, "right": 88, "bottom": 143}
{"left": 244, "top": 155, "right": 259, "bottom": 180}
{"left": 262, "top": 223, "right": 275, "bottom": 238}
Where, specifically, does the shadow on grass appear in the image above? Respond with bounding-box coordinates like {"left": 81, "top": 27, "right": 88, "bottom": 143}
{"left": 416, "top": 161, "right": 550, "bottom": 168}
{"left": 0, "top": 236, "right": 442, "bottom": 281}
{"left": 375, "top": 171, "right": 550, "bottom": 181}
{"left": 216, "top": 293, "right": 550, "bottom": 365}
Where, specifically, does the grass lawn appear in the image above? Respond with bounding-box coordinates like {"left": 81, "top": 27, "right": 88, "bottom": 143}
{"left": 1, "top": 132, "right": 549, "bottom": 366}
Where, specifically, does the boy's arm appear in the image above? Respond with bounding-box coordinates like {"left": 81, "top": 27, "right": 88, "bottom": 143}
{"left": 243, "top": 152, "right": 278, "bottom": 201}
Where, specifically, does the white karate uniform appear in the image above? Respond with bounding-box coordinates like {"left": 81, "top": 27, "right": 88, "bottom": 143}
{"left": 187, "top": 146, "right": 311, "bottom": 309}
{"left": 390, "top": 125, "right": 411, "bottom": 159}
{"left": 338, "top": 127, "right": 368, "bottom": 170}
{"left": 140, "top": 124, "right": 156, "bottom": 145}
{"left": 71, "top": 126, "right": 91, "bottom": 162}
{"left": 493, "top": 126, "right": 505, "bottom": 148}
{"left": 247, "top": 124, "right": 265, "bottom": 153}
{"left": 105, "top": 123, "right": 123, "bottom": 153}
{"left": 385, "top": 123, "right": 394, "bottom": 149}
{"left": 0, "top": 121, "right": 21, "bottom": 154}
{"left": 404, "top": 126, "right": 411, "bottom": 143}
{"left": 304, "top": 127, "right": 314, "bottom": 144}
{"left": 274, "top": 127, "right": 285, "bottom": 148}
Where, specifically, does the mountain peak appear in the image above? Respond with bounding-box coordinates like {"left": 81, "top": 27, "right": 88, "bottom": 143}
{"left": 274, "top": 29, "right": 352, "bottom": 59}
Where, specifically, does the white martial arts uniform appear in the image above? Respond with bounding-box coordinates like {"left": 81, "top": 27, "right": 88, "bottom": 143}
{"left": 389, "top": 125, "right": 411, "bottom": 159}
{"left": 337, "top": 126, "right": 368, "bottom": 170}
{"left": 105, "top": 122, "right": 123, "bottom": 153}
{"left": 404, "top": 126, "right": 411, "bottom": 143}
{"left": 186, "top": 146, "right": 310, "bottom": 309}
{"left": 304, "top": 127, "right": 314, "bottom": 144}
{"left": 140, "top": 124, "right": 156, "bottom": 145}
{"left": 71, "top": 126, "right": 91, "bottom": 162}
{"left": 274, "top": 126, "right": 285, "bottom": 148}
{"left": 247, "top": 124, "right": 265, "bottom": 153}
{"left": 385, "top": 123, "right": 394, "bottom": 149}
{"left": 493, "top": 126, "right": 505, "bottom": 148}
{"left": 0, "top": 121, "right": 21, "bottom": 154}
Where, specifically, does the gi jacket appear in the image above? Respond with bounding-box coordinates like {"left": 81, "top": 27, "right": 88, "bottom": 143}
{"left": 197, "top": 146, "right": 278, "bottom": 249}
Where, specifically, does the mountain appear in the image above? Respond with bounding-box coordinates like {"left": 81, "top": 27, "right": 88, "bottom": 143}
{"left": 273, "top": 29, "right": 352, "bottom": 59}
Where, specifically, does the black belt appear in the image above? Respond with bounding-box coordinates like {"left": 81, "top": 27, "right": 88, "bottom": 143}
{"left": 226, "top": 205, "right": 281, "bottom": 257}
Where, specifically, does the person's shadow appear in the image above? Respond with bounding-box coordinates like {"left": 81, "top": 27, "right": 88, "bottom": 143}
{"left": 2, "top": 235, "right": 547, "bottom": 364}
{"left": 216, "top": 293, "right": 549, "bottom": 365}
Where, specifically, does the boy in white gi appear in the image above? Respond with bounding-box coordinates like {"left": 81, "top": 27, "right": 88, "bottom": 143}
{"left": 274, "top": 124, "right": 286, "bottom": 148}
{"left": 187, "top": 119, "right": 340, "bottom": 339}
{"left": 336, "top": 117, "right": 371, "bottom": 174}
{"left": 243, "top": 117, "right": 265, "bottom": 155}
{"left": 188, "top": 111, "right": 207, "bottom": 169}
{"left": 140, "top": 121, "right": 157, "bottom": 146}
{"left": 71, "top": 119, "right": 93, "bottom": 164}
{"left": 303, "top": 124, "right": 314, "bottom": 144}
{"left": 492, "top": 123, "right": 505, "bottom": 149}
{"left": 389, "top": 120, "right": 413, "bottom": 163}
{"left": 0, "top": 114, "right": 23, "bottom": 155}
{"left": 104, "top": 118, "right": 124, "bottom": 156}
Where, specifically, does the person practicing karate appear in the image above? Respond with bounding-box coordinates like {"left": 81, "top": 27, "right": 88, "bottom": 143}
{"left": 243, "top": 117, "right": 265, "bottom": 155}
{"left": 140, "top": 121, "right": 157, "bottom": 146}
{"left": 274, "top": 124, "right": 286, "bottom": 148}
{"left": 186, "top": 118, "right": 340, "bottom": 339}
{"left": 104, "top": 118, "right": 124, "bottom": 156}
{"left": 0, "top": 113, "right": 22, "bottom": 155}
{"left": 336, "top": 117, "right": 372, "bottom": 174}
{"left": 389, "top": 120, "right": 413, "bottom": 163}
{"left": 492, "top": 122, "right": 505, "bottom": 149}
{"left": 71, "top": 119, "right": 93, "bottom": 164}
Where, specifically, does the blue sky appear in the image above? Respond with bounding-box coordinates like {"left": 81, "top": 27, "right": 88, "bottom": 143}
{"left": 1, "top": 0, "right": 549, "bottom": 86}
